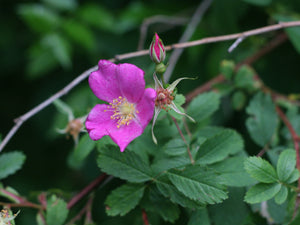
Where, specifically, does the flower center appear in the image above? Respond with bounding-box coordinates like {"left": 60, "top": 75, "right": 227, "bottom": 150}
{"left": 155, "top": 88, "right": 174, "bottom": 110}
{"left": 106, "top": 96, "right": 138, "bottom": 128}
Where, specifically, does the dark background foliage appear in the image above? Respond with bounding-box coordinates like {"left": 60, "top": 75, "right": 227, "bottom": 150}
{"left": 1, "top": 0, "right": 300, "bottom": 224}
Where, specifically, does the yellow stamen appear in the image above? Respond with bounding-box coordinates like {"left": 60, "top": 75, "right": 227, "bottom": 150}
{"left": 105, "top": 97, "right": 138, "bottom": 128}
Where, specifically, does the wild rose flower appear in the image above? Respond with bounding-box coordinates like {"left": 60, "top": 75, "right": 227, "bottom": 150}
{"left": 85, "top": 60, "right": 156, "bottom": 152}
{"left": 152, "top": 73, "right": 195, "bottom": 144}
{"left": 149, "top": 33, "right": 166, "bottom": 64}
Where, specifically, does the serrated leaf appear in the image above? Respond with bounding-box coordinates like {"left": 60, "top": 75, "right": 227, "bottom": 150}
{"left": 143, "top": 186, "right": 180, "bottom": 223}
{"left": 97, "top": 146, "right": 153, "bottom": 183}
{"left": 285, "top": 169, "right": 300, "bottom": 183}
{"left": 244, "top": 156, "right": 277, "bottom": 183}
{"left": 187, "top": 92, "right": 220, "bottom": 122}
{"left": 210, "top": 157, "right": 255, "bottom": 187}
{"left": 246, "top": 92, "right": 278, "bottom": 147}
{"left": 151, "top": 155, "right": 191, "bottom": 174}
{"left": 244, "top": 183, "right": 281, "bottom": 204}
{"left": 46, "top": 195, "right": 68, "bottom": 225}
{"left": 68, "top": 134, "right": 95, "bottom": 169}
{"left": 105, "top": 183, "right": 145, "bottom": 216}
{"left": 277, "top": 149, "right": 296, "bottom": 182}
{"left": 188, "top": 208, "right": 210, "bottom": 225}
{"left": 0, "top": 151, "right": 26, "bottom": 180}
{"left": 164, "top": 138, "right": 187, "bottom": 156}
{"left": 274, "top": 185, "right": 288, "bottom": 204}
{"left": 196, "top": 129, "right": 244, "bottom": 164}
{"left": 167, "top": 165, "right": 228, "bottom": 204}
{"left": 155, "top": 175, "right": 204, "bottom": 209}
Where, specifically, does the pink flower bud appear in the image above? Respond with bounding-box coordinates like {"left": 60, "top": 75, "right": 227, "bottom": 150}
{"left": 149, "top": 33, "right": 165, "bottom": 64}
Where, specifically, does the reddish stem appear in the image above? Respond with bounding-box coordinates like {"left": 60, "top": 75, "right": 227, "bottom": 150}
{"left": 142, "top": 209, "right": 150, "bottom": 225}
{"left": 67, "top": 173, "right": 108, "bottom": 209}
{"left": 275, "top": 106, "right": 300, "bottom": 188}
{"left": 171, "top": 116, "right": 194, "bottom": 164}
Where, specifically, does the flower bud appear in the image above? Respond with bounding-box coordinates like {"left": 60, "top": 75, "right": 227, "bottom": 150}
{"left": 149, "top": 33, "right": 166, "bottom": 64}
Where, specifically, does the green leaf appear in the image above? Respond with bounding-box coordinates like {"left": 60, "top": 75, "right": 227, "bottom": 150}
{"left": 244, "top": 183, "right": 281, "bottom": 204}
{"left": 196, "top": 129, "right": 244, "bottom": 164}
{"left": 68, "top": 134, "right": 96, "bottom": 169}
{"left": 97, "top": 146, "right": 153, "bottom": 183}
{"left": 0, "top": 151, "right": 26, "bottom": 180}
{"left": 188, "top": 208, "right": 210, "bottom": 225}
{"left": 277, "top": 149, "right": 296, "bottom": 182}
{"left": 209, "top": 187, "right": 250, "bottom": 225}
{"left": 78, "top": 4, "right": 115, "bottom": 31}
{"left": 285, "top": 169, "right": 300, "bottom": 184}
{"left": 155, "top": 174, "right": 203, "bottom": 209}
{"left": 187, "top": 92, "right": 220, "bottom": 122}
{"left": 234, "top": 65, "right": 256, "bottom": 92}
{"left": 105, "top": 183, "right": 145, "bottom": 216}
{"left": 242, "top": 0, "right": 272, "bottom": 6}
{"left": 42, "top": 0, "right": 77, "bottom": 11}
{"left": 274, "top": 185, "right": 288, "bottom": 204}
{"left": 164, "top": 138, "right": 187, "bottom": 156}
{"left": 62, "top": 19, "right": 95, "bottom": 50}
{"left": 220, "top": 60, "right": 235, "bottom": 80}
{"left": 273, "top": 15, "right": 300, "bottom": 55}
{"left": 244, "top": 156, "right": 277, "bottom": 183}
{"left": 46, "top": 195, "right": 68, "bottom": 225}
{"left": 246, "top": 92, "right": 278, "bottom": 147}
{"left": 17, "top": 4, "right": 60, "bottom": 33}
{"left": 41, "top": 33, "right": 71, "bottom": 69}
{"left": 167, "top": 165, "right": 228, "bottom": 204}
{"left": 143, "top": 186, "right": 180, "bottom": 223}
{"left": 210, "top": 156, "right": 255, "bottom": 187}
{"left": 232, "top": 91, "right": 247, "bottom": 111}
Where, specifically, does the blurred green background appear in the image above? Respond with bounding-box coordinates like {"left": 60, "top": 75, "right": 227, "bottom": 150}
{"left": 1, "top": 0, "right": 300, "bottom": 224}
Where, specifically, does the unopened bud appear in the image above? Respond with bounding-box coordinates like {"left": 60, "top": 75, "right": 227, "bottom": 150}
{"left": 149, "top": 33, "right": 166, "bottom": 64}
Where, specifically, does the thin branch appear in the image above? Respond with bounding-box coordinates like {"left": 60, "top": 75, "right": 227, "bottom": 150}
{"left": 1, "top": 20, "right": 300, "bottom": 152}
{"left": 163, "top": 0, "right": 213, "bottom": 83}
{"left": 67, "top": 173, "right": 108, "bottom": 209}
{"left": 138, "top": 15, "right": 188, "bottom": 50}
{"left": 171, "top": 116, "right": 194, "bottom": 164}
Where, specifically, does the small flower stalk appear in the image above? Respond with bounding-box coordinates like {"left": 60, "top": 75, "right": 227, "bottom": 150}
{"left": 149, "top": 33, "right": 167, "bottom": 74}
{"left": 151, "top": 73, "right": 195, "bottom": 144}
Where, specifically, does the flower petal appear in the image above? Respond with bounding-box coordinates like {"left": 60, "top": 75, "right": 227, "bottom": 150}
{"left": 85, "top": 104, "right": 113, "bottom": 140}
{"left": 118, "top": 63, "right": 145, "bottom": 103}
{"left": 89, "top": 60, "right": 122, "bottom": 103}
{"left": 136, "top": 88, "right": 156, "bottom": 128}
{"left": 109, "top": 122, "right": 144, "bottom": 152}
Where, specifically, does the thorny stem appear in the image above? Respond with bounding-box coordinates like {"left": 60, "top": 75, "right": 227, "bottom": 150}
{"left": 142, "top": 209, "right": 150, "bottom": 225}
{"left": 67, "top": 173, "right": 108, "bottom": 209}
{"left": 171, "top": 116, "right": 194, "bottom": 164}
{"left": 1, "top": 21, "right": 300, "bottom": 152}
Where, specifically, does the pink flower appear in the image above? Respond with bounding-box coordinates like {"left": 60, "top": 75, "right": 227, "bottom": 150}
{"left": 149, "top": 33, "right": 166, "bottom": 64}
{"left": 85, "top": 60, "right": 156, "bottom": 152}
